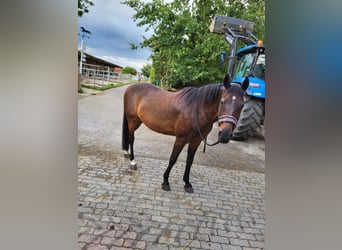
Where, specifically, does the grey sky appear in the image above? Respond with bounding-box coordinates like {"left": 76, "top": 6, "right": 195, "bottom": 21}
{"left": 78, "top": 0, "right": 153, "bottom": 71}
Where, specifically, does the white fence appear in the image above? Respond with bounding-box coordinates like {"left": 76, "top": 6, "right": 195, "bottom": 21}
{"left": 78, "top": 62, "right": 140, "bottom": 84}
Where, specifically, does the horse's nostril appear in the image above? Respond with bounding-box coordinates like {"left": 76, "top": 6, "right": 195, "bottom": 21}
{"left": 218, "top": 129, "right": 232, "bottom": 144}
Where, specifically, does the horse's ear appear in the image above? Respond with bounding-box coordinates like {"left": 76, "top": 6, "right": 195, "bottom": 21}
{"left": 223, "top": 74, "right": 231, "bottom": 89}
{"left": 241, "top": 76, "right": 249, "bottom": 91}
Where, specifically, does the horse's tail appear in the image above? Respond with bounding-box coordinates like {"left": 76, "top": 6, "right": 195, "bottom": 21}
{"left": 122, "top": 111, "right": 129, "bottom": 151}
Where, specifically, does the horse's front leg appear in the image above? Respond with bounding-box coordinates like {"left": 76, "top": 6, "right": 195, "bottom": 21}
{"left": 162, "top": 138, "right": 186, "bottom": 191}
{"left": 183, "top": 140, "right": 201, "bottom": 193}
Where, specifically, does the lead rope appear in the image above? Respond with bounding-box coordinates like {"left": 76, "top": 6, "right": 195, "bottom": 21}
{"left": 195, "top": 92, "right": 219, "bottom": 153}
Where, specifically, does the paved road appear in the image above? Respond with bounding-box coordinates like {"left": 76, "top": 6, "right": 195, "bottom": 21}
{"left": 78, "top": 84, "right": 265, "bottom": 249}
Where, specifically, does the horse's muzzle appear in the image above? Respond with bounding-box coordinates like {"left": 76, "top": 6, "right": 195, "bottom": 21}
{"left": 218, "top": 115, "right": 237, "bottom": 143}
{"left": 218, "top": 130, "right": 232, "bottom": 143}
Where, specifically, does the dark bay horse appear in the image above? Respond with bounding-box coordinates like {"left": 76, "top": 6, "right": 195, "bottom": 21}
{"left": 122, "top": 74, "right": 249, "bottom": 193}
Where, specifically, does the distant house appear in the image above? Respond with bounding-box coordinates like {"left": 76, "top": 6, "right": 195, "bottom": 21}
{"left": 114, "top": 67, "right": 122, "bottom": 74}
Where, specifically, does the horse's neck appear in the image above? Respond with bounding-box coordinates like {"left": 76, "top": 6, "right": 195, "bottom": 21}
{"left": 198, "top": 89, "right": 221, "bottom": 124}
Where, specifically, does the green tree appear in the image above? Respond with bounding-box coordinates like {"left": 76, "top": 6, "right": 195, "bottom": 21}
{"left": 78, "top": 0, "right": 94, "bottom": 17}
{"left": 149, "top": 66, "right": 155, "bottom": 84}
{"left": 122, "top": 66, "right": 137, "bottom": 75}
{"left": 123, "top": 0, "right": 265, "bottom": 87}
{"left": 141, "top": 63, "right": 152, "bottom": 78}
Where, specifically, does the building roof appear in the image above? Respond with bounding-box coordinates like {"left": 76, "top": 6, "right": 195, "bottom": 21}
{"left": 78, "top": 50, "right": 123, "bottom": 69}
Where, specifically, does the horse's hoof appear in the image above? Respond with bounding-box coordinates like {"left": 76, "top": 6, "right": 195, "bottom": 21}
{"left": 161, "top": 183, "right": 171, "bottom": 191}
{"left": 129, "top": 160, "right": 137, "bottom": 170}
{"left": 130, "top": 165, "right": 137, "bottom": 170}
{"left": 184, "top": 185, "right": 194, "bottom": 193}
{"left": 123, "top": 150, "right": 130, "bottom": 159}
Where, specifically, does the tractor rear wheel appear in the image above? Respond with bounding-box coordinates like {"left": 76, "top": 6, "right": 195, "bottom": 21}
{"left": 232, "top": 96, "right": 264, "bottom": 141}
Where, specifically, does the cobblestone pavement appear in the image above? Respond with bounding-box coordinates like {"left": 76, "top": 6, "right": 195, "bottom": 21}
{"left": 78, "top": 85, "right": 265, "bottom": 249}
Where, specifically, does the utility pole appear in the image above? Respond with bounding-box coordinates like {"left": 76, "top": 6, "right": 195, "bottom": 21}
{"left": 79, "top": 27, "right": 91, "bottom": 74}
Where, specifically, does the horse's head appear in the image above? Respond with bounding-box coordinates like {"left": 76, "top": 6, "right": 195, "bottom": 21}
{"left": 218, "top": 74, "right": 249, "bottom": 143}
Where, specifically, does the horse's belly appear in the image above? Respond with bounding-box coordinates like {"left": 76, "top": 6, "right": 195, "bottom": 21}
{"left": 142, "top": 118, "right": 177, "bottom": 136}
{"left": 138, "top": 107, "right": 182, "bottom": 136}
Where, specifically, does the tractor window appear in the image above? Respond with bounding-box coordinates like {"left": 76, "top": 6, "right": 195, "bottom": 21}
{"left": 253, "top": 54, "right": 265, "bottom": 80}
{"left": 233, "top": 53, "right": 253, "bottom": 79}
{"left": 233, "top": 53, "right": 265, "bottom": 81}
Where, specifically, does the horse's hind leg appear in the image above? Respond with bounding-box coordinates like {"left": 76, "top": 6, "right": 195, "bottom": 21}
{"left": 128, "top": 117, "right": 142, "bottom": 170}
{"left": 122, "top": 113, "right": 130, "bottom": 158}
{"left": 128, "top": 134, "right": 136, "bottom": 170}
{"left": 183, "top": 140, "right": 201, "bottom": 193}
{"left": 162, "top": 138, "right": 186, "bottom": 191}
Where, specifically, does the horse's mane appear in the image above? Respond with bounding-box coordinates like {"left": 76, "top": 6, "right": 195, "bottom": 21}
{"left": 176, "top": 83, "right": 222, "bottom": 106}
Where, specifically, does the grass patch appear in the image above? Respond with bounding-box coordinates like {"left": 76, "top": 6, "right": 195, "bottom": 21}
{"left": 78, "top": 87, "right": 85, "bottom": 94}
{"left": 82, "top": 82, "right": 128, "bottom": 91}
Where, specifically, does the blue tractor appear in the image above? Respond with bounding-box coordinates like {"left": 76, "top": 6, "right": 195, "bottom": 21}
{"left": 210, "top": 15, "right": 265, "bottom": 141}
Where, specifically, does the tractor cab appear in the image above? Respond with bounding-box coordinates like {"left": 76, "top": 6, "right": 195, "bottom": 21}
{"left": 210, "top": 15, "right": 266, "bottom": 140}
{"left": 233, "top": 44, "right": 265, "bottom": 98}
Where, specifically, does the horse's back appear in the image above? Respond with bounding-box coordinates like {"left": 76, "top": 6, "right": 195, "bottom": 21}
{"left": 124, "top": 82, "right": 174, "bottom": 106}
{"left": 124, "top": 82, "right": 157, "bottom": 100}
{"left": 125, "top": 82, "right": 159, "bottom": 95}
